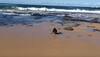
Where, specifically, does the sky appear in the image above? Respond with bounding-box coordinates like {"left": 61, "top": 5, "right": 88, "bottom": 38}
{"left": 0, "top": 0, "right": 100, "bottom": 7}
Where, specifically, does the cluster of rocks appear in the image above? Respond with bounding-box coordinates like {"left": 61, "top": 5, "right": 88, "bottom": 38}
{"left": 63, "top": 14, "right": 100, "bottom": 23}
{"left": 62, "top": 13, "right": 100, "bottom": 31}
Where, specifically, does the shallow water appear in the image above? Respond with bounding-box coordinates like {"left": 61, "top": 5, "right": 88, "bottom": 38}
{"left": 0, "top": 13, "right": 64, "bottom": 27}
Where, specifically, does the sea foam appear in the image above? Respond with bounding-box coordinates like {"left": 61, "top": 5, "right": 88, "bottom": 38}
{"left": 16, "top": 7, "right": 100, "bottom": 14}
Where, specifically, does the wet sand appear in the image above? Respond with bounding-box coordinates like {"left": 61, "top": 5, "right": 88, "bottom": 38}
{"left": 0, "top": 22, "right": 100, "bottom": 57}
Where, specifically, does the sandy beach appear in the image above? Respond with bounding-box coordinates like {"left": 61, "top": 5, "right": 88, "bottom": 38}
{"left": 1, "top": 2, "right": 100, "bottom": 57}
{"left": 0, "top": 22, "right": 100, "bottom": 57}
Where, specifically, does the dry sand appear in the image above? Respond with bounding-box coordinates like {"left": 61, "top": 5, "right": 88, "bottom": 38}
{"left": 0, "top": 22, "right": 100, "bottom": 57}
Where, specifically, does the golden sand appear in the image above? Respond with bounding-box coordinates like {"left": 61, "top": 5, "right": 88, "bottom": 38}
{"left": 0, "top": 22, "right": 100, "bottom": 57}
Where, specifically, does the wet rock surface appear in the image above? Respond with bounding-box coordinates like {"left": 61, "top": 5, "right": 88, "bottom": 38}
{"left": 63, "top": 13, "right": 100, "bottom": 23}
{"left": 63, "top": 27, "right": 74, "bottom": 31}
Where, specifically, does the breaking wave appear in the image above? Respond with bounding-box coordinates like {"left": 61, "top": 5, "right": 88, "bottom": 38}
{"left": 16, "top": 7, "right": 100, "bottom": 13}
{"left": 1, "top": 3, "right": 100, "bottom": 14}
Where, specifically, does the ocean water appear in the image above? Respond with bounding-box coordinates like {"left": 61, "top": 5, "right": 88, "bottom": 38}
{"left": 0, "top": 3, "right": 100, "bottom": 11}
{"left": 0, "top": 3, "right": 100, "bottom": 27}
{"left": 0, "top": 3, "right": 64, "bottom": 26}
{"left": 0, "top": 13, "right": 63, "bottom": 26}
{"left": 0, "top": 3, "right": 100, "bottom": 13}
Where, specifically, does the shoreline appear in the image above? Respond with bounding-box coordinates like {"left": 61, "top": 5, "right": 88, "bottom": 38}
{"left": 0, "top": 7, "right": 100, "bottom": 57}
{"left": 1, "top": 9, "right": 100, "bottom": 24}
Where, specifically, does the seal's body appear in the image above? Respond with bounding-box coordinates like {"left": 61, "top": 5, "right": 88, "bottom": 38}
{"left": 52, "top": 28, "right": 58, "bottom": 34}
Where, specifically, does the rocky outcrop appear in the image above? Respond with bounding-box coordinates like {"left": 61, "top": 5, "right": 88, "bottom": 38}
{"left": 63, "top": 14, "right": 100, "bottom": 23}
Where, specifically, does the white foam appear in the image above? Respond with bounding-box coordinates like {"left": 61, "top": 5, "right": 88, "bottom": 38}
{"left": 2, "top": 12, "right": 16, "bottom": 15}
{"left": 11, "top": 7, "right": 100, "bottom": 14}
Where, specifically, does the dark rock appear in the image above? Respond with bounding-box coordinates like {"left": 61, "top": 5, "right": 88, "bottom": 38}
{"left": 63, "top": 14, "right": 100, "bottom": 23}
{"left": 52, "top": 28, "right": 58, "bottom": 34}
{"left": 31, "top": 13, "right": 47, "bottom": 16}
{"left": 87, "top": 28, "right": 100, "bottom": 32}
{"left": 93, "top": 29, "right": 100, "bottom": 32}
{"left": 90, "top": 18, "right": 99, "bottom": 23}
{"left": 52, "top": 28, "right": 62, "bottom": 34}
{"left": 64, "top": 14, "right": 73, "bottom": 21}
{"left": 64, "top": 27, "right": 74, "bottom": 31}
